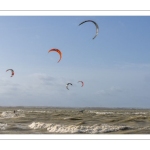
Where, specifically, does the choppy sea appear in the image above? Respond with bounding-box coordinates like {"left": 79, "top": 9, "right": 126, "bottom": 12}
{"left": 0, "top": 107, "right": 150, "bottom": 134}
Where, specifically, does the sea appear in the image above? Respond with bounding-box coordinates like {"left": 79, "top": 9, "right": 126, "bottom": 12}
{"left": 0, "top": 106, "right": 150, "bottom": 134}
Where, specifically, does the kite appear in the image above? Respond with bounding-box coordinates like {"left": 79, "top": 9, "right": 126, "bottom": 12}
{"left": 78, "top": 81, "right": 84, "bottom": 87}
{"left": 6, "top": 69, "right": 14, "bottom": 77}
{"left": 66, "top": 83, "right": 72, "bottom": 90}
{"left": 48, "top": 48, "right": 62, "bottom": 63}
{"left": 79, "top": 20, "right": 99, "bottom": 39}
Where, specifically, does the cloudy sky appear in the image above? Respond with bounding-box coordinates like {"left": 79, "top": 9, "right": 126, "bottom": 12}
{"left": 0, "top": 16, "right": 150, "bottom": 108}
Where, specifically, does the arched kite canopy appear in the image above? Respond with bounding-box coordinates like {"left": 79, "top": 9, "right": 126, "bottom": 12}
{"left": 79, "top": 20, "right": 99, "bottom": 39}
{"left": 6, "top": 69, "right": 14, "bottom": 77}
{"left": 48, "top": 48, "right": 62, "bottom": 63}
{"left": 66, "top": 83, "right": 72, "bottom": 90}
{"left": 78, "top": 81, "right": 84, "bottom": 87}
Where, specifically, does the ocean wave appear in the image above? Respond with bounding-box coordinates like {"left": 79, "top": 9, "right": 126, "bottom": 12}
{"left": 115, "top": 112, "right": 147, "bottom": 115}
{"left": 89, "top": 110, "right": 147, "bottom": 115}
{"left": 0, "top": 123, "right": 7, "bottom": 130}
{"left": 95, "top": 112, "right": 114, "bottom": 115}
{"left": 131, "top": 112, "right": 147, "bottom": 115}
{"left": 63, "top": 117, "right": 82, "bottom": 120}
{"left": 0, "top": 111, "right": 25, "bottom": 119}
{"left": 27, "top": 111, "right": 46, "bottom": 113}
{"left": 17, "top": 109, "right": 24, "bottom": 112}
{"left": 88, "top": 110, "right": 116, "bottom": 115}
{"left": 28, "top": 122, "right": 130, "bottom": 134}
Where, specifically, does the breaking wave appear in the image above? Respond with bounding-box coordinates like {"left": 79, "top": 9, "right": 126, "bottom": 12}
{"left": 0, "top": 111, "right": 25, "bottom": 119}
{"left": 29, "top": 122, "right": 130, "bottom": 134}
{"left": 0, "top": 123, "right": 7, "bottom": 130}
{"left": 89, "top": 110, "right": 148, "bottom": 115}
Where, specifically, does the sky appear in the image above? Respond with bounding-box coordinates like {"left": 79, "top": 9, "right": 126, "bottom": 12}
{"left": 0, "top": 16, "right": 150, "bottom": 108}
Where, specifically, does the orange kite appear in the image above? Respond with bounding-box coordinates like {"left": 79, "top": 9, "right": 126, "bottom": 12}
{"left": 48, "top": 48, "right": 62, "bottom": 63}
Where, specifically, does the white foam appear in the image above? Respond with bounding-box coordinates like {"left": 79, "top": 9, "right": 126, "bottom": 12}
{"left": 89, "top": 110, "right": 147, "bottom": 115}
{"left": 0, "top": 123, "right": 7, "bottom": 130}
{"left": 132, "top": 112, "right": 146, "bottom": 115}
{"left": 1, "top": 111, "right": 16, "bottom": 118}
{"left": 17, "top": 109, "right": 24, "bottom": 112}
{"left": 115, "top": 112, "right": 147, "bottom": 115}
{"left": 95, "top": 112, "right": 114, "bottom": 115}
{"left": 88, "top": 110, "right": 114, "bottom": 115}
{"left": 29, "top": 122, "right": 130, "bottom": 133}
{"left": 0, "top": 111, "right": 25, "bottom": 119}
